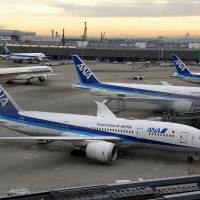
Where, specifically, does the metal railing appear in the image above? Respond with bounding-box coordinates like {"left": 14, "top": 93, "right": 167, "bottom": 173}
{"left": 1, "top": 175, "right": 200, "bottom": 200}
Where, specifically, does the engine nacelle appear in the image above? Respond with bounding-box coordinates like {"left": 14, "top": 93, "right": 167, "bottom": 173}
{"left": 172, "top": 101, "right": 193, "bottom": 113}
{"left": 37, "top": 57, "right": 43, "bottom": 62}
{"left": 38, "top": 76, "right": 48, "bottom": 82}
{"left": 86, "top": 141, "right": 118, "bottom": 163}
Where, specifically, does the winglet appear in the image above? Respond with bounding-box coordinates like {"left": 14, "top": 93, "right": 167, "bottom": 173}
{"left": 171, "top": 54, "right": 191, "bottom": 75}
{"left": 71, "top": 55, "right": 100, "bottom": 85}
{"left": 0, "top": 85, "right": 20, "bottom": 113}
{"left": 96, "top": 100, "right": 116, "bottom": 118}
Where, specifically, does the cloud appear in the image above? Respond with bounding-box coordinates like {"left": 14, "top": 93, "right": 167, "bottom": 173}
{"left": 1, "top": 0, "right": 200, "bottom": 18}
{"left": 0, "top": 24, "right": 7, "bottom": 29}
{"left": 51, "top": 0, "right": 200, "bottom": 17}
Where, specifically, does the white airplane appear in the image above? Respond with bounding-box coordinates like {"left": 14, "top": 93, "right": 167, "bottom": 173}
{"left": 71, "top": 55, "right": 200, "bottom": 113}
{"left": 171, "top": 54, "right": 200, "bottom": 83}
{"left": 0, "top": 44, "right": 46, "bottom": 63}
{"left": 0, "top": 65, "right": 53, "bottom": 84}
{"left": 0, "top": 85, "right": 199, "bottom": 163}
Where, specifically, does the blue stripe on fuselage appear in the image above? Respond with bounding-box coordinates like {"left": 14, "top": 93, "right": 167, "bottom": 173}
{"left": 10, "top": 53, "right": 39, "bottom": 59}
{"left": 175, "top": 73, "right": 200, "bottom": 79}
{"left": 0, "top": 113, "right": 193, "bottom": 149}
{"left": 80, "top": 82, "right": 200, "bottom": 101}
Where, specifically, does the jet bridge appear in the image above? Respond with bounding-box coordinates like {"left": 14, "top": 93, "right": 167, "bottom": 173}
{"left": 163, "top": 111, "right": 200, "bottom": 130}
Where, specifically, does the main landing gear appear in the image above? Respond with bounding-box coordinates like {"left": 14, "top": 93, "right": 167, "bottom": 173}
{"left": 70, "top": 149, "right": 86, "bottom": 157}
{"left": 38, "top": 139, "right": 53, "bottom": 144}
{"left": 25, "top": 79, "right": 32, "bottom": 85}
{"left": 6, "top": 80, "right": 14, "bottom": 84}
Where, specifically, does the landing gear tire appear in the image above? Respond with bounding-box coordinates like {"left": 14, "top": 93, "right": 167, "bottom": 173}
{"left": 38, "top": 140, "right": 52, "bottom": 144}
{"left": 25, "top": 81, "right": 32, "bottom": 85}
{"left": 70, "top": 149, "right": 85, "bottom": 157}
{"left": 6, "top": 80, "right": 14, "bottom": 84}
{"left": 187, "top": 156, "right": 194, "bottom": 163}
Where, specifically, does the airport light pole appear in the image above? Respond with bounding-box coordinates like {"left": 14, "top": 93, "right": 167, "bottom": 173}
{"left": 81, "top": 37, "right": 84, "bottom": 59}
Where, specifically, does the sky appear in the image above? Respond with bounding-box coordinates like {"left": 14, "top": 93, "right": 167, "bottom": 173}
{"left": 0, "top": 0, "right": 200, "bottom": 37}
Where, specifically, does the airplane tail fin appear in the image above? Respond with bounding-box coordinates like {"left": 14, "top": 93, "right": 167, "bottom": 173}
{"left": 171, "top": 54, "right": 191, "bottom": 75}
{"left": 71, "top": 55, "right": 100, "bottom": 85}
{"left": 96, "top": 100, "right": 116, "bottom": 118}
{"left": 0, "top": 85, "right": 20, "bottom": 114}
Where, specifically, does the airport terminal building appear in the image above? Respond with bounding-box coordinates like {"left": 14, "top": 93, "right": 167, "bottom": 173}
{"left": 0, "top": 29, "right": 36, "bottom": 42}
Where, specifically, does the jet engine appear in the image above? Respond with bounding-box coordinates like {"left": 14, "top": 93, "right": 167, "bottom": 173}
{"left": 172, "top": 101, "right": 193, "bottom": 113}
{"left": 38, "top": 75, "right": 48, "bottom": 82}
{"left": 86, "top": 141, "right": 118, "bottom": 163}
{"left": 37, "top": 57, "right": 43, "bottom": 62}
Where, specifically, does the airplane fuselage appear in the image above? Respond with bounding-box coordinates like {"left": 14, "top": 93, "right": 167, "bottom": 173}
{"left": 71, "top": 55, "right": 200, "bottom": 113}
{"left": 5, "top": 53, "right": 45, "bottom": 62}
{"left": 85, "top": 82, "right": 200, "bottom": 111}
{"left": 1, "top": 111, "right": 200, "bottom": 153}
{"left": 173, "top": 73, "right": 200, "bottom": 84}
{"left": 0, "top": 66, "right": 52, "bottom": 81}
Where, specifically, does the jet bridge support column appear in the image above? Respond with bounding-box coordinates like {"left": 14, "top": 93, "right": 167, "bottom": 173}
{"left": 107, "top": 99, "right": 126, "bottom": 113}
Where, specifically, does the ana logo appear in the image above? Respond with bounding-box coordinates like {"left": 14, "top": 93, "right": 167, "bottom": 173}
{"left": 77, "top": 63, "right": 92, "bottom": 80}
{"left": 0, "top": 90, "right": 9, "bottom": 107}
{"left": 147, "top": 127, "right": 168, "bottom": 134}
{"left": 175, "top": 60, "right": 185, "bottom": 71}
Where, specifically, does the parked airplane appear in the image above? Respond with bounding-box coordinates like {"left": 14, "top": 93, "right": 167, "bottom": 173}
{"left": 0, "top": 65, "right": 53, "bottom": 84}
{"left": 171, "top": 54, "right": 200, "bottom": 83}
{"left": 71, "top": 55, "right": 200, "bottom": 113}
{"left": 0, "top": 44, "right": 46, "bottom": 63}
{"left": 0, "top": 86, "right": 199, "bottom": 163}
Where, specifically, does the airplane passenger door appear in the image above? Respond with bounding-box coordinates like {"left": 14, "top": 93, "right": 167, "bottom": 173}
{"left": 180, "top": 132, "right": 188, "bottom": 143}
{"left": 136, "top": 128, "right": 143, "bottom": 139}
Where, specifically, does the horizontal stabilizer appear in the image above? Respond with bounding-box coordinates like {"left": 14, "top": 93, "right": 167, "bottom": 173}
{"left": 70, "top": 83, "right": 90, "bottom": 90}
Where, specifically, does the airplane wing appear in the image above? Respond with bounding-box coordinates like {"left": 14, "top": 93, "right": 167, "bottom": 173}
{"left": 121, "top": 96, "right": 176, "bottom": 105}
{"left": 0, "top": 136, "right": 121, "bottom": 142}
{"left": 71, "top": 83, "right": 90, "bottom": 90}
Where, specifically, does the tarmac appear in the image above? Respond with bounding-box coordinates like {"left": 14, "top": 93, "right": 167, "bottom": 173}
{"left": 0, "top": 59, "right": 200, "bottom": 192}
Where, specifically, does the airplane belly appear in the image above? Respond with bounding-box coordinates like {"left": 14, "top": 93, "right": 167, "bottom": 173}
{"left": 125, "top": 140, "right": 199, "bottom": 153}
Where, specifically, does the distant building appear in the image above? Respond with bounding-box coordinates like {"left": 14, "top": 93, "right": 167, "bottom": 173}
{"left": 0, "top": 29, "right": 36, "bottom": 42}
{"left": 189, "top": 42, "right": 200, "bottom": 49}
{"left": 135, "top": 42, "right": 147, "bottom": 49}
